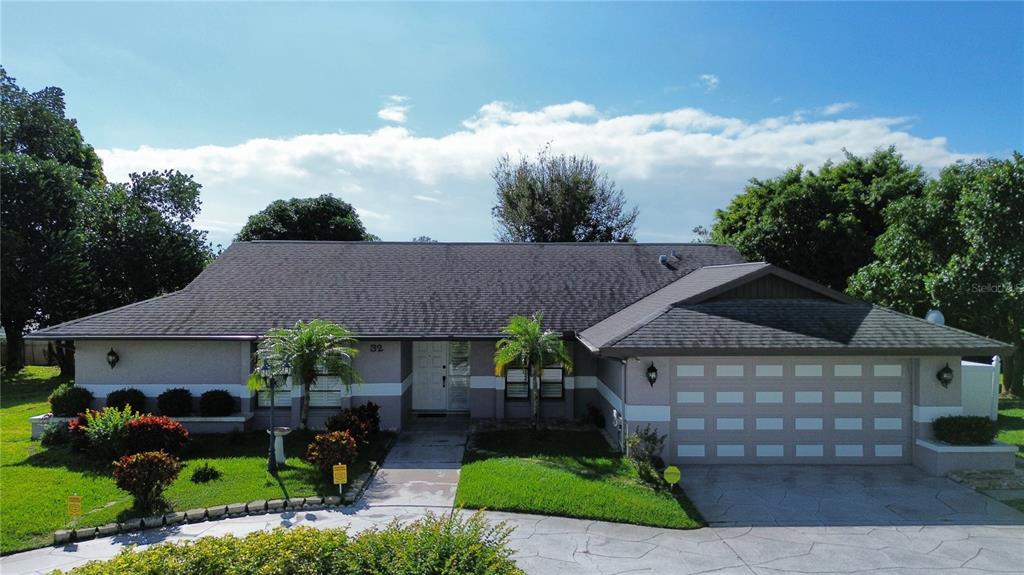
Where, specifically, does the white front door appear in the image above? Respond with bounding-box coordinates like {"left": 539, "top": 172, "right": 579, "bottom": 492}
{"left": 413, "top": 341, "right": 448, "bottom": 411}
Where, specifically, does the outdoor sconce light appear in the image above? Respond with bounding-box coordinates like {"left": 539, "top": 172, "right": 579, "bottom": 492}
{"left": 646, "top": 363, "right": 658, "bottom": 386}
{"left": 936, "top": 363, "right": 954, "bottom": 388}
{"left": 106, "top": 348, "right": 120, "bottom": 369}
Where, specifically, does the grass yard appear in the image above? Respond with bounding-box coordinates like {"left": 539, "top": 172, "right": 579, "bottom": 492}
{"left": 0, "top": 366, "right": 391, "bottom": 555}
{"left": 455, "top": 429, "right": 702, "bottom": 529}
{"left": 996, "top": 399, "right": 1023, "bottom": 460}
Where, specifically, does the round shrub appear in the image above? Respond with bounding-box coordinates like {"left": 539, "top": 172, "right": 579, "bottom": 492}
{"left": 48, "top": 383, "right": 94, "bottom": 417}
{"left": 190, "top": 462, "right": 222, "bottom": 483}
{"left": 933, "top": 415, "right": 998, "bottom": 445}
{"left": 199, "top": 390, "right": 235, "bottom": 417}
{"left": 122, "top": 415, "right": 189, "bottom": 456}
{"left": 113, "top": 450, "right": 182, "bottom": 511}
{"left": 354, "top": 401, "right": 381, "bottom": 435}
{"left": 106, "top": 388, "right": 147, "bottom": 412}
{"left": 305, "top": 430, "right": 358, "bottom": 475}
{"left": 157, "top": 388, "right": 193, "bottom": 417}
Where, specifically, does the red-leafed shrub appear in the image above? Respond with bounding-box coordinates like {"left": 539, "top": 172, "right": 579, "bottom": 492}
{"left": 67, "top": 413, "right": 91, "bottom": 451}
{"left": 113, "top": 451, "right": 183, "bottom": 511}
{"left": 325, "top": 402, "right": 380, "bottom": 445}
{"left": 306, "top": 431, "right": 358, "bottom": 475}
{"left": 122, "top": 415, "right": 190, "bottom": 456}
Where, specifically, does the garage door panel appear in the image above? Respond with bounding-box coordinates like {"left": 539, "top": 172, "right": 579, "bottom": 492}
{"left": 669, "top": 358, "right": 911, "bottom": 465}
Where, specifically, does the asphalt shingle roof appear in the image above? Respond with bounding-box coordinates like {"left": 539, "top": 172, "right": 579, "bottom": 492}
{"left": 606, "top": 299, "right": 1012, "bottom": 356}
{"left": 30, "top": 241, "right": 746, "bottom": 339}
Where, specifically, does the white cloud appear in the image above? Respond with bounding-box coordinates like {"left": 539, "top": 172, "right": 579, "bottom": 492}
{"left": 377, "top": 95, "right": 410, "bottom": 123}
{"left": 699, "top": 74, "right": 720, "bottom": 92}
{"left": 97, "top": 100, "right": 973, "bottom": 246}
{"left": 822, "top": 102, "right": 858, "bottom": 116}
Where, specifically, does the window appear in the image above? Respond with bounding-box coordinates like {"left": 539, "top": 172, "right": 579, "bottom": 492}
{"left": 503, "top": 366, "right": 565, "bottom": 399}
{"left": 257, "top": 377, "right": 292, "bottom": 407}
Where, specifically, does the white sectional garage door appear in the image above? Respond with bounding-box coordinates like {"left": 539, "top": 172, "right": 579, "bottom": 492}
{"left": 670, "top": 358, "right": 911, "bottom": 464}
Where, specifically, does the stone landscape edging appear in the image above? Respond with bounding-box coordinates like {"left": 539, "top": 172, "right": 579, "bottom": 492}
{"left": 53, "top": 434, "right": 395, "bottom": 546}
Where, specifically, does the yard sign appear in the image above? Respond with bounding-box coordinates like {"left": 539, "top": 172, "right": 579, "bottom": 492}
{"left": 333, "top": 464, "right": 348, "bottom": 485}
{"left": 68, "top": 495, "right": 82, "bottom": 518}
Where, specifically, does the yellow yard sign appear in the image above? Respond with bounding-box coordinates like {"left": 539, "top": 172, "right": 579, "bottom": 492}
{"left": 68, "top": 495, "right": 82, "bottom": 517}
{"left": 663, "top": 465, "right": 681, "bottom": 485}
{"left": 332, "top": 464, "right": 348, "bottom": 485}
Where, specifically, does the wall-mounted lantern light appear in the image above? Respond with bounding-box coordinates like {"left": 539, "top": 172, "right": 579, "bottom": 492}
{"left": 106, "top": 348, "right": 120, "bottom": 369}
{"left": 936, "top": 363, "right": 954, "bottom": 388}
{"left": 646, "top": 363, "right": 658, "bottom": 386}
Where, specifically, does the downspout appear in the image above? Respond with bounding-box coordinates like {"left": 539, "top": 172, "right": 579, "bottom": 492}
{"left": 620, "top": 357, "right": 628, "bottom": 452}
{"left": 991, "top": 355, "right": 1002, "bottom": 421}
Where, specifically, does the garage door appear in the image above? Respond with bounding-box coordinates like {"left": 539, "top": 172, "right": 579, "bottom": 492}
{"left": 670, "top": 358, "right": 911, "bottom": 464}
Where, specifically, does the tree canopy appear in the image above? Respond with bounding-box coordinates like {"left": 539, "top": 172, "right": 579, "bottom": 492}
{"left": 848, "top": 154, "right": 1024, "bottom": 395}
{"left": 0, "top": 69, "right": 213, "bottom": 373}
{"left": 711, "top": 148, "right": 928, "bottom": 290}
{"left": 236, "top": 195, "right": 374, "bottom": 241}
{"left": 491, "top": 148, "right": 638, "bottom": 242}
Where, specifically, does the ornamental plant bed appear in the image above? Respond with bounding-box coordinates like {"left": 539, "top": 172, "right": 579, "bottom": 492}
{"left": 455, "top": 429, "right": 702, "bottom": 529}
{"left": 0, "top": 367, "right": 395, "bottom": 555}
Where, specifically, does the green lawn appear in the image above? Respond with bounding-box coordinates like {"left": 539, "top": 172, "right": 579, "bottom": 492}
{"left": 455, "top": 429, "right": 701, "bottom": 529}
{"left": 0, "top": 366, "right": 391, "bottom": 555}
{"left": 997, "top": 399, "right": 1023, "bottom": 460}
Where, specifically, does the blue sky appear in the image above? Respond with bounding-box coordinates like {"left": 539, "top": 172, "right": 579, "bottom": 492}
{"left": 4, "top": 2, "right": 1022, "bottom": 246}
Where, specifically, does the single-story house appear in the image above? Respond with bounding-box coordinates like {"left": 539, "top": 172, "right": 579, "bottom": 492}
{"left": 29, "top": 241, "right": 1016, "bottom": 473}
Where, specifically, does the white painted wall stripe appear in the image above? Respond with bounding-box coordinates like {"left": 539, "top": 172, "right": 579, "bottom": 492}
{"left": 82, "top": 383, "right": 251, "bottom": 398}
{"left": 913, "top": 405, "right": 964, "bottom": 423}
{"left": 625, "top": 405, "right": 670, "bottom": 422}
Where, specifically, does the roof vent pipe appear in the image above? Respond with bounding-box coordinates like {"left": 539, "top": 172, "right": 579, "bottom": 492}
{"left": 658, "top": 254, "right": 676, "bottom": 269}
{"left": 925, "top": 309, "right": 945, "bottom": 326}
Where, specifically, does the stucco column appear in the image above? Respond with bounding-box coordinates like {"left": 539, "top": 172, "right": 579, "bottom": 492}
{"left": 912, "top": 356, "right": 963, "bottom": 441}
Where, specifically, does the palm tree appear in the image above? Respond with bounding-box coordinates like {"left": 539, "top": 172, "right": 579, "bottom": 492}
{"left": 252, "top": 320, "right": 361, "bottom": 429}
{"left": 494, "top": 312, "right": 573, "bottom": 428}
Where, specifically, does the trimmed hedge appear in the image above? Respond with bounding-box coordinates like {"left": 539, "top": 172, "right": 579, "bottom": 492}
{"left": 56, "top": 513, "right": 522, "bottom": 575}
{"left": 157, "top": 388, "right": 193, "bottom": 417}
{"left": 48, "top": 383, "right": 94, "bottom": 417}
{"left": 199, "top": 390, "right": 235, "bottom": 417}
{"left": 933, "top": 415, "right": 998, "bottom": 445}
{"left": 105, "top": 388, "right": 147, "bottom": 412}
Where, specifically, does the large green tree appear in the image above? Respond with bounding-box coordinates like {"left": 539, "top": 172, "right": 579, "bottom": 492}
{"left": 491, "top": 147, "right": 638, "bottom": 242}
{"left": 711, "top": 148, "right": 928, "bottom": 290}
{"left": 0, "top": 67, "right": 102, "bottom": 371}
{"left": 79, "top": 170, "right": 213, "bottom": 313}
{"left": 848, "top": 154, "right": 1024, "bottom": 395}
{"left": 236, "top": 195, "right": 375, "bottom": 241}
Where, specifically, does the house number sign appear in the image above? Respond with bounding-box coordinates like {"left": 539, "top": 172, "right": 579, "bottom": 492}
{"left": 368, "top": 344, "right": 384, "bottom": 352}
